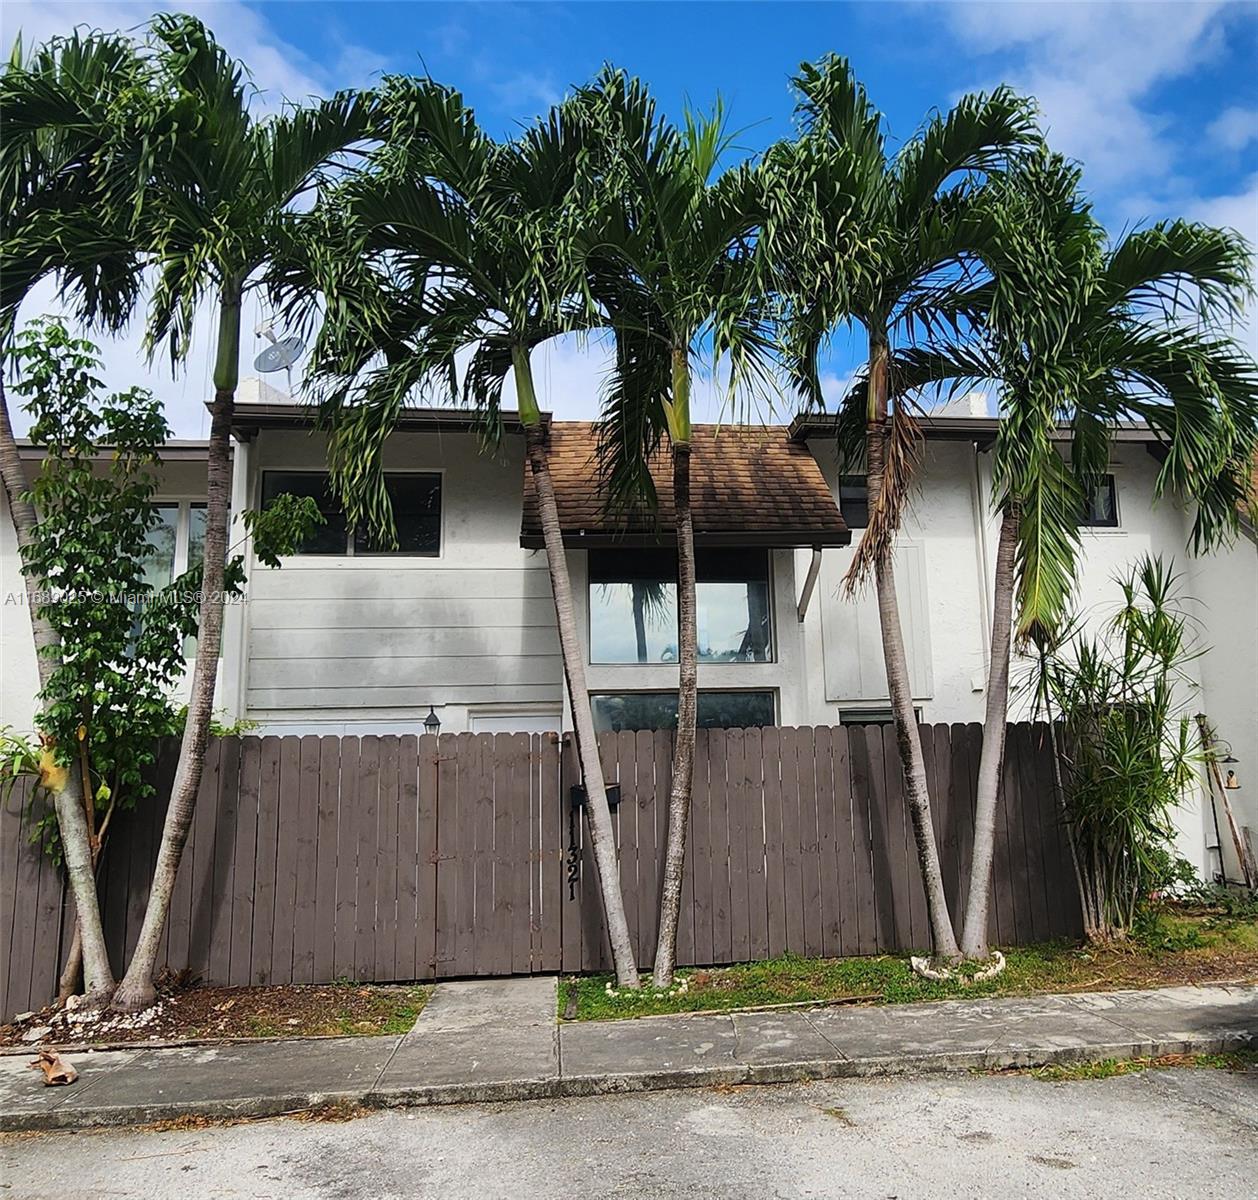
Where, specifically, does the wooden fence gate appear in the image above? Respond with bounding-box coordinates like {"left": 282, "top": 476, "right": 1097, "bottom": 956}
{"left": 1, "top": 724, "right": 1080, "bottom": 1017}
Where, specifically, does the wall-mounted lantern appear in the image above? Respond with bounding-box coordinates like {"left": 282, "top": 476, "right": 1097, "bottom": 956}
{"left": 423, "top": 706, "right": 441, "bottom": 735}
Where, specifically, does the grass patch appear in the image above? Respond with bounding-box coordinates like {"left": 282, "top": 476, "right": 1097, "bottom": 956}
{"left": 559, "top": 908, "right": 1258, "bottom": 1022}
{"left": 1030, "top": 1047, "right": 1258, "bottom": 1082}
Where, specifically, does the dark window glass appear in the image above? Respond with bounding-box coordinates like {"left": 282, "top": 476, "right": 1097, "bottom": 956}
{"left": 261, "top": 472, "right": 349, "bottom": 554}
{"left": 353, "top": 473, "right": 441, "bottom": 555}
{"left": 838, "top": 475, "right": 869, "bottom": 528}
{"left": 1079, "top": 475, "right": 1118, "bottom": 527}
{"left": 588, "top": 549, "right": 772, "bottom": 664}
{"left": 591, "top": 691, "right": 776, "bottom": 733}
{"left": 261, "top": 471, "right": 441, "bottom": 555}
{"left": 838, "top": 706, "right": 922, "bottom": 725}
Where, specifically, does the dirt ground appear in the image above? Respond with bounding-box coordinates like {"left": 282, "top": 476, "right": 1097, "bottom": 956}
{"left": 0, "top": 980, "right": 429, "bottom": 1049}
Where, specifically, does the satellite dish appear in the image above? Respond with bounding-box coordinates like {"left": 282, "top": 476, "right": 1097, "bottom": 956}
{"left": 253, "top": 335, "right": 304, "bottom": 374}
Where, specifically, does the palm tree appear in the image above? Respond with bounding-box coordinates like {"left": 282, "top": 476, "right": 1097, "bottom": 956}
{"left": 0, "top": 29, "right": 153, "bottom": 1003}
{"left": 769, "top": 55, "right": 1038, "bottom": 963}
{"left": 272, "top": 76, "right": 643, "bottom": 987}
{"left": 109, "top": 14, "right": 378, "bottom": 1011}
{"left": 889, "top": 152, "right": 1258, "bottom": 957}
{"left": 573, "top": 71, "right": 777, "bottom": 986}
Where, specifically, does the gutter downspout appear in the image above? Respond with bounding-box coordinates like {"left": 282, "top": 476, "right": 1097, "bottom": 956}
{"left": 797, "top": 547, "right": 823, "bottom": 623}
{"left": 970, "top": 440, "right": 994, "bottom": 679}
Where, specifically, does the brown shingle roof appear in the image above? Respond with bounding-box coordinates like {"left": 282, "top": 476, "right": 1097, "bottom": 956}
{"left": 520, "top": 422, "right": 849, "bottom": 549}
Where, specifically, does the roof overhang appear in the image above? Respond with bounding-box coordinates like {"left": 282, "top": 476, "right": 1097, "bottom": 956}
{"left": 789, "top": 412, "right": 1159, "bottom": 449}
{"left": 222, "top": 401, "right": 536, "bottom": 442}
{"left": 520, "top": 528, "right": 851, "bottom": 551}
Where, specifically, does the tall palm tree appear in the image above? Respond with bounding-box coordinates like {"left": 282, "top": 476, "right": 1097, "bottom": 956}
{"left": 0, "top": 29, "right": 152, "bottom": 1003}
{"left": 273, "top": 76, "right": 643, "bottom": 987}
{"left": 573, "top": 71, "right": 777, "bottom": 986}
{"left": 889, "top": 152, "right": 1258, "bottom": 957}
{"left": 769, "top": 55, "right": 1038, "bottom": 963}
{"left": 109, "top": 14, "right": 378, "bottom": 1011}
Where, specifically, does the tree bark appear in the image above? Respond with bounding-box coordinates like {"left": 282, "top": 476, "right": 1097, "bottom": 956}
{"left": 517, "top": 351, "right": 639, "bottom": 987}
{"left": 959, "top": 502, "right": 1018, "bottom": 958}
{"left": 111, "top": 291, "right": 240, "bottom": 1011}
{"left": 1, "top": 377, "right": 116, "bottom": 1003}
{"left": 654, "top": 439, "right": 697, "bottom": 987}
{"left": 865, "top": 335, "right": 960, "bottom": 962}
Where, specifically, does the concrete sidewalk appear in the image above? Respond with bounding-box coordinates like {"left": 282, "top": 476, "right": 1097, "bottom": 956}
{"left": 2, "top": 979, "right": 1254, "bottom": 1132}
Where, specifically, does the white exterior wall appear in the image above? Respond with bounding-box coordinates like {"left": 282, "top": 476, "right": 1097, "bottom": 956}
{"left": 236, "top": 426, "right": 563, "bottom": 736}
{"left": 800, "top": 432, "right": 1257, "bottom": 878}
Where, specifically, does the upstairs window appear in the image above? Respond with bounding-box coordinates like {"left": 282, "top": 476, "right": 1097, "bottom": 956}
{"left": 588, "top": 548, "right": 773, "bottom": 664}
{"left": 1079, "top": 474, "right": 1119, "bottom": 528}
{"left": 261, "top": 470, "right": 441, "bottom": 556}
{"left": 838, "top": 475, "right": 869, "bottom": 529}
{"left": 139, "top": 501, "right": 207, "bottom": 657}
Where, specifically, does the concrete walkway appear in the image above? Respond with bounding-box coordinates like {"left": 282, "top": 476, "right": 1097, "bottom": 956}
{"left": 2, "top": 979, "right": 1254, "bottom": 1132}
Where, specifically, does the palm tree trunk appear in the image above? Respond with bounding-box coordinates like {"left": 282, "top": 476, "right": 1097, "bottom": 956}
{"left": 654, "top": 349, "right": 697, "bottom": 987}
{"left": 632, "top": 585, "right": 649, "bottom": 662}
{"left": 960, "top": 502, "right": 1018, "bottom": 958}
{"left": 1, "top": 377, "right": 116, "bottom": 1003}
{"left": 516, "top": 348, "right": 639, "bottom": 988}
{"left": 111, "top": 290, "right": 240, "bottom": 1011}
{"left": 865, "top": 335, "right": 959, "bottom": 962}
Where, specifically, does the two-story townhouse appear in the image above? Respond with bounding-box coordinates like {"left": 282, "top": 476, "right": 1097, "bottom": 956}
{"left": 2, "top": 382, "right": 1254, "bottom": 880}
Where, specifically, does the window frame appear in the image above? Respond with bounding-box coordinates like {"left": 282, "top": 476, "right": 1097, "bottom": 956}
{"left": 586, "top": 548, "right": 776, "bottom": 666}
{"left": 260, "top": 467, "right": 445, "bottom": 558}
{"left": 1078, "top": 473, "right": 1120, "bottom": 529}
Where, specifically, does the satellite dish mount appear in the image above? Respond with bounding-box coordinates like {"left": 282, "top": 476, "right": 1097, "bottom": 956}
{"left": 253, "top": 319, "right": 305, "bottom": 392}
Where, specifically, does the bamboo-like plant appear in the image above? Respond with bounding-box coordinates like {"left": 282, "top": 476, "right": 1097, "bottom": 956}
{"left": 1035, "top": 556, "right": 1205, "bottom": 939}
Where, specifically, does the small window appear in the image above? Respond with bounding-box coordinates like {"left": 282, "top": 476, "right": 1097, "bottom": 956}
{"left": 838, "top": 475, "right": 869, "bottom": 529}
{"left": 261, "top": 470, "right": 441, "bottom": 556}
{"left": 1079, "top": 474, "right": 1118, "bottom": 528}
{"left": 591, "top": 691, "right": 776, "bottom": 733}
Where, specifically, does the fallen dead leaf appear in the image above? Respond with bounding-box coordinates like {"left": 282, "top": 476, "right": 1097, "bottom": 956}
{"left": 30, "top": 1048, "right": 78, "bottom": 1086}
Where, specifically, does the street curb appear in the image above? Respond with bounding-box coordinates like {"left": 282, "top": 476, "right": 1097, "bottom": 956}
{"left": 5, "top": 1030, "right": 1251, "bottom": 1132}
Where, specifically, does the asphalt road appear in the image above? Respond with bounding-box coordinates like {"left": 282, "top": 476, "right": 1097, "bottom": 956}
{"left": 2, "top": 1067, "right": 1255, "bottom": 1199}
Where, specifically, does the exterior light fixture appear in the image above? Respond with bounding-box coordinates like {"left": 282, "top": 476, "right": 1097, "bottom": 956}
{"left": 423, "top": 706, "right": 441, "bottom": 734}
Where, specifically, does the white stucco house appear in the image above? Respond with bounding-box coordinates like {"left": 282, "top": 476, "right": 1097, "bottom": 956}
{"left": 2, "top": 383, "right": 1254, "bottom": 882}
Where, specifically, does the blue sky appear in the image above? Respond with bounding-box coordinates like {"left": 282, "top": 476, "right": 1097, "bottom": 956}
{"left": 5, "top": 1, "right": 1257, "bottom": 436}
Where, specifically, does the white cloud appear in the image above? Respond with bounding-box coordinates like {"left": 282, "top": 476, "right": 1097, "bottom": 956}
{"left": 944, "top": 1, "right": 1232, "bottom": 186}
{"left": 1185, "top": 173, "right": 1258, "bottom": 357}
{"left": 3, "top": 2, "right": 392, "bottom": 438}
{"left": 1207, "top": 105, "right": 1258, "bottom": 152}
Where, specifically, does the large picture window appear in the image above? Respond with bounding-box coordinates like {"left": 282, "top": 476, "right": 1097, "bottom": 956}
{"left": 261, "top": 470, "right": 441, "bottom": 555}
{"left": 592, "top": 690, "right": 776, "bottom": 733}
{"left": 588, "top": 548, "right": 773, "bottom": 664}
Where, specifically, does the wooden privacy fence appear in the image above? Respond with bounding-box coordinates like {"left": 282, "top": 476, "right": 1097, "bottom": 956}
{"left": 1, "top": 723, "right": 1081, "bottom": 1017}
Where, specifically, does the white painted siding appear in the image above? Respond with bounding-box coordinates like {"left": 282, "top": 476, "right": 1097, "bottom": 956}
{"left": 241, "top": 427, "right": 563, "bottom": 728}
